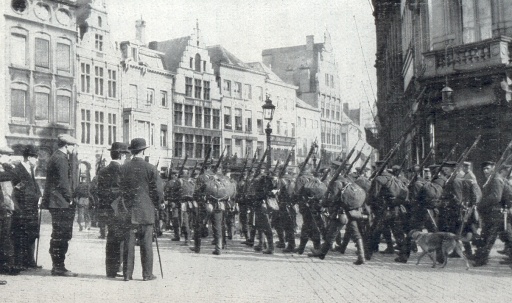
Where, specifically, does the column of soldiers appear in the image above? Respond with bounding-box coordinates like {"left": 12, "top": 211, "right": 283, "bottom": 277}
{"left": 6, "top": 135, "right": 512, "bottom": 283}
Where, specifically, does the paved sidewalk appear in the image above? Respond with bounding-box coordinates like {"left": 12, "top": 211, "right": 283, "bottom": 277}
{"left": 1, "top": 219, "right": 512, "bottom": 303}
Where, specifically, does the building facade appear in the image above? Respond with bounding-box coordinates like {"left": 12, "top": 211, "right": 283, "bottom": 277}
{"left": 149, "top": 25, "right": 222, "bottom": 167}
{"left": 3, "top": 0, "right": 78, "bottom": 177}
{"left": 119, "top": 20, "right": 174, "bottom": 170}
{"left": 75, "top": 0, "right": 123, "bottom": 178}
{"left": 262, "top": 32, "right": 363, "bottom": 163}
{"left": 373, "top": 0, "right": 512, "bottom": 180}
{"left": 296, "top": 98, "right": 321, "bottom": 166}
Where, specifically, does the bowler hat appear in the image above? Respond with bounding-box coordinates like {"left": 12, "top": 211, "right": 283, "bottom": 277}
{"left": 58, "top": 134, "right": 78, "bottom": 145}
{"left": 481, "top": 161, "right": 495, "bottom": 168}
{"left": 108, "top": 142, "right": 130, "bottom": 153}
{"left": 0, "top": 145, "right": 14, "bottom": 155}
{"left": 23, "top": 145, "right": 38, "bottom": 158}
{"left": 128, "top": 138, "right": 149, "bottom": 151}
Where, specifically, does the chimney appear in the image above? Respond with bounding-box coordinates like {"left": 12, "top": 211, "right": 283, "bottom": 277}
{"left": 306, "top": 35, "right": 314, "bottom": 51}
{"left": 136, "top": 19, "right": 146, "bottom": 45}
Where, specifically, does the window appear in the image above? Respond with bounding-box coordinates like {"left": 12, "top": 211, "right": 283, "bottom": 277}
{"left": 321, "top": 101, "right": 325, "bottom": 118}
{"left": 203, "top": 61, "right": 206, "bottom": 72}
{"left": 95, "top": 34, "right": 103, "bottom": 51}
{"left": 185, "top": 134, "right": 194, "bottom": 156}
{"left": 326, "top": 103, "right": 330, "bottom": 120}
{"left": 297, "top": 116, "right": 301, "bottom": 127}
{"left": 108, "top": 69, "right": 117, "bottom": 98}
{"left": 189, "top": 57, "right": 193, "bottom": 69}
{"left": 213, "top": 137, "right": 221, "bottom": 159}
{"left": 174, "top": 104, "right": 182, "bottom": 126}
{"left": 56, "top": 94, "right": 70, "bottom": 123}
{"left": 204, "top": 136, "right": 211, "bottom": 155}
{"left": 321, "top": 121, "right": 325, "bottom": 143}
{"left": 330, "top": 75, "right": 334, "bottom": 88}
{"left": 325, "top": 74, "right": 329, "bottom": 87}
{"left": 11, "top": 34, "right": 26, "bottom": 66}
{"left": 108, "top": 113, "right": 117, "bottom": 145}
{"left": 326, "top": 123, "right": 330, "bottom": 144}
{"left": 80, "top": 63, "right": 91, "bottom": 93}
{"left": 194, "top": 79, "right": 202, "bottom": 99}
{"left": 98, "top": 16, "right": 102, "bottom": 27}
{"left": 160, "top": 91, "right": 168, "bottom": 107}
{"left": 276, "top": 121, "right": 281, "bottom": 135}
{"left": 131, "top": 47, "right": 138, "bottom": 61}
{"left": 332, "top": 126, "right": 336, "bottom": 145}
{"left": 213, "top": 109, "right": 220, "bottom": 129}
{"left": 174, "top": 133, "right": 183, "bottom": 157}
{"left": 94, "top": 111, "right": 104, "bottom": 145}
{"left": 35, "top": 91, "right": 49, "bottom": 120}
{"left": 235, "top": 108, "right": 242, "bottom": 131}
{"left": 303, "top": 118, "right": 307, "bottom": 128}
{"left": 204, "top": 107, "right": 211, "bottom": 128}
{"left": 223, "top": 80, "right": 231, "bottom": 97}
{"left": 243, "top": 84, "right": 252, "bottom": 100}
{"left": 11, "top": 88, "right": 26, "bottom": 119}
{"left": 234, "top": 82, "right": 242, "bottom": 99}
{"left": 194, "top": 106, "right": 202, "bottom": 128}
{"left": 194, "top": 54, "right": 201, "bottom": 72}
{"left": 462, "top": 0, "right": 492, "bottom": 43}
{"left": 185, "top": 77, "right": 193, "bottom": 97}
{"left": 159, "top": 125, "right": 167, "bottom": 147}
{"left": 291, "top": 123, "right": 295, "bottom": 137}
{"left": 195, "top": 135, "right": 203, "bottom": 158}
{"left": 336, "top": 105, "right": 340, "bottom": 121}
{"left": 35, "top": 38, "right": 49, "bottom": 68}
{"left": 246, "top": 140, "right": 253, "bottom": 157}
{"left": 224, "top": 107, "right": 232, "bottom": 129}
{"left": 81, "top": 109, "right": 91, "bottom": 144}
{"left": 245, "top": 110, "right": 252, "bottom": 133}
{"left": 146, "top": 88, "right": 154, "bottom": 105}
{"left": 224, "top": 139, "right": 232, "bottom": 158}
{"left": 341, "top": 133, "right": 347, "bottom": 150}
{"left": 203, "top": 81, "right": 210, "bottom": 100}
{"left": 257, "top": 141, "right": 264, "bottom": 157}
{"left": 184, "top": 105, "right": 193, "bottom": 126}
{"left": 234, "top": 139, "right": 242, "bottom": 157}
{"left": 129, "top": 84, "right": 137, "bottom": 106}
{"left": 283, "top": 122, "right": 288, "bottom": 137}
{"left": 94, "top": 66, "right": 104, "bottom": 96}
{"left": 57, "top": 43, "right": 70, "bottom": 72}
{"left": 256, "top": 86, "right": 263, "bottom": 101}
{"left": 257, "top": 118, "right": 263, "bottom": 134}
{"left": 12, "top": 0, "right": 27, "bottom": 12}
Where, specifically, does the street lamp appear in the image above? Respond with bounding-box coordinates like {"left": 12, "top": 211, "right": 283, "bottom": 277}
{"left": 441, "top": 85, "right": 455, "bottom": 112}
{"left": 262, "top": 94, "right": 275, "bottom": 173}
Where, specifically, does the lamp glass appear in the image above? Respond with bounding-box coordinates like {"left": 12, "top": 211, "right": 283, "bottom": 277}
{"left": 262, "top": 96, "right": 275, "bottom": 121}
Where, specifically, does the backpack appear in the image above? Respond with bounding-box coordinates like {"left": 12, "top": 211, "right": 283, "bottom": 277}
{"left": 384, "top": 175, "right": 409, "bottom": 201}
{"left": 301, "top": 178, "right": 327, "bottom": 201}
{"left": 332, "top": 180, "right": 366, "bottom": 210}
{"left": 180, "top": 178, "right": 196, "bottom": 199}
{"left": 418, "top": 181, "right": 444, "bottom": 208}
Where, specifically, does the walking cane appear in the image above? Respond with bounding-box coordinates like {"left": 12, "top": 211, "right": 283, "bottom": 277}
{"left": 153, "top": 224, "right": 164, "bottom": 279}
{"left": 35, "top": 199, "right": 42, "bottom": 266}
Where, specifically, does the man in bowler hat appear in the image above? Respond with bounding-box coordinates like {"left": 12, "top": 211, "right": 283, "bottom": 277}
{"left": 41, "top": 134, "right": 79, "bottom": 277}
{"left": 97, "top": 142, "right": 131, "bottom": 278}
{"left": 120, "top": 138, "right": 163, "bottom": 281}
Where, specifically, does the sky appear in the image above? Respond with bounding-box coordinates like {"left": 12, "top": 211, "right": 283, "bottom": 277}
{"left": 106, "top": 0, "right": 377, "bottom": 125}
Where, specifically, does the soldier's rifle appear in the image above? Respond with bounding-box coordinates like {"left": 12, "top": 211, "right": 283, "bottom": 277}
{"left": 237, "top": 150, "right": 251, "bottom": 182}
{"left": 189, "top": 161, "right": 199, "bottom": 178}
{"left": 177, "top": 155, "right": 188, "bottom": 179}
{"left": 445, "top": 135, "right": 481, "bottom": 186}
{"left": 430, "top": 143, "right": 459, "bottom": 180}
{"left": 245, "top": 151, "right": 259, "bottom": 179}
{"left": 252, "top": 148, "right": 269, "bottom": 179}
{"left": 321, "top": 144, "right": 359, "bottom": 205}
{"left": 278, "top": 147, "right": 295, "bottom": 178}
{"left": 273, "top": 160, "right": 281, "bottom": 175}
{"left": 298, "top": 139, "right": 318, "bottom": 177}
{"left": 167, "top": 162, "right": 173, "bottom": 180}
{"left": 482, "top": 139, "right": 512, "bottom": 189}
{"left": 343, "top": 144, "right": 366, "bottom": 178}
{"left": 213, "top": 146, "right": 227, "bottom": 173}
{"left": 314, "top": 157, "right": 323, "bottom": 175}
{"left": 359, "top": 148, "right": 373, "bottom": 173}
{"left": 199, "top": 144, "right": 212, "bottom": 176}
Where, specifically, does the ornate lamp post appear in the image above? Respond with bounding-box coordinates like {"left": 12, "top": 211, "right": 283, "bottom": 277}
{"left": 262, "top": 94, "right": 276, "bottom": 173}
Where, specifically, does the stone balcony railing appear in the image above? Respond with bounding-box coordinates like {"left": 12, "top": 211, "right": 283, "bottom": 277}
{"left": 422, "top": 36, "right": 512, "bottom": 79}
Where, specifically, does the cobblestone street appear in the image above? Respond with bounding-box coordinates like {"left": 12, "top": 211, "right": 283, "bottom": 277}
{"left": 1, "top": 213, "right": 511, "bottom": 303}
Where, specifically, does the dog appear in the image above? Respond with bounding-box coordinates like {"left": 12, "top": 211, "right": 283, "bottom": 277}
{"left": 409, "top": 230, "right": 470, "bottom": 270}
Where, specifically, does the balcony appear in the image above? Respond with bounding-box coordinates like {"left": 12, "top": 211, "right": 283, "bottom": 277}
{"left": 422, "top": 36, "right": 511, "bottom": 79}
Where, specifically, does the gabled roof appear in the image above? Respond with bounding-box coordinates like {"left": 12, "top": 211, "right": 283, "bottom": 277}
{"left": 296, "top": 98, "right": 319, "bottom": 112}
{"left": 246, "top": 62, "right": 285, "bottom": 83}
{"left": 148, "top": 36, "right": 190, "bottom": 72}
{"left": 207, "top": 45, "right": 250, "bottom": 69}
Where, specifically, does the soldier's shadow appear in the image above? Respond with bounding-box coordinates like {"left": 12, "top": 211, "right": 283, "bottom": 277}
{"left": 19, "top": 268, "right": 121, "bottom": 281}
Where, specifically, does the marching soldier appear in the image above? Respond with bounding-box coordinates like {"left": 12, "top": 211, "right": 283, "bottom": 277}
{"left": 96, "top": 142, "right": 131, "bottom": 278}
{"left": 41, "top": 134, "right": 79, "bottom": 277}
{"left": 276, "top": 167, "right": 296, "bottom": 253}
{"left": 10, "top": 145, "right": 42, "bottom": 271}
{"left": 473, "top": 162, "right": 510, "bottom": 267}
{"left": 120, "top": 138, "right": 163, "bottom": 281}
{"left": 179, "top": 169, "right": 194, "bottom": 246}
{"left": 166, "top": 170, "right": 182, "bottom": 242}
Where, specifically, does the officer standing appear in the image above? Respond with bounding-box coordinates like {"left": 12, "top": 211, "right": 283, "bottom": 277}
{"left": 96, "top": 142, "right": 130, "bottom": 278}
{"left": 41, "top": 134, "right": 78, "bottom": 277}
{"left": 120, "top": 138, "right": 162, "bottom": 281}
{"left": 11, "top": 145, "right": 42, "bottom": 270}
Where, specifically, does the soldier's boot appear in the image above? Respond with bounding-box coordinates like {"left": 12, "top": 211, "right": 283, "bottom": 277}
{"left": 282, "top": 241, "right": 296, "bottom": 253}
{"left": 462, "top": 242, "right": 473, "bottom": 259}
{"left": 354, "top": 239, "right": 365, "bottom": 265}
{"left": 189, "top": 236, "right": 201, "bottom": 253}
{"left": 293, "top": 238, "right": 308, "bottom": 255}
{"left": 242, "top": 229, "right": 256, "bottom": 246}
{"left": 313, "top": 239, "right": 321, "bottom": 251}
{"left": 78, "top": 223, "right": 83, "bottom": 232}
{"left": 308, "top": 242, "right": 328, "bottom": 260}
{"left": 212, "top": 238, "right": 221, "bottom": 255}
{"left": 335, "top": 235, "right": 350, "bottom": 254}
{"left": 262, "top": 233, "right": 274, "bottom": 255}
{"left": 181, "top": 232, "right": 189, "bottom": 246}
{"left": 276, "top": 231, "right": 286, "bottom": 248}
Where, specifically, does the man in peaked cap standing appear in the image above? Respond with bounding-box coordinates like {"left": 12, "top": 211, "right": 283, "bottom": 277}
{"left": 120, "top": 138, "right": 162, "bottom": 281}
{"left": 41, "top": 134, "right": 79, "bottom": 277}
{"left": 97, "top": 142, "right": 131, "bottom": 278}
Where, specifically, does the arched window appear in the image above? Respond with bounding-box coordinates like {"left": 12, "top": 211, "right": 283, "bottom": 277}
{"left": 195, "top": 53, "right": 201, "bottom": 72}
